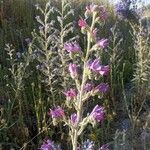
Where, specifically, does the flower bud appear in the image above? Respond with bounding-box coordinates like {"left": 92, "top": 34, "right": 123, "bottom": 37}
{"left": 68, "top": 63, "right": 78, "bottom": 79}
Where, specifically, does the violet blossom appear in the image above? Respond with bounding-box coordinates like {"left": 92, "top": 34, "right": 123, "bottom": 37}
{"left": 48, "top": 106, "right": 64, "bottom": 119}
{"left": 97, "top": 39, "right": 109, "bottom": 49}
{"left": 40, "top": 139, "right": 54, "bottom": 150}
{"left": 115, "top": 0, "right": 131, "bottom": 19}
{"left": 95, "top": 83, "right": 109, "bottom": 93}
{"left": 98, "top": 65, "right": 109, "bottom": 76}
{"left": 87, "top": 59, "right": 109, "bottom": 76}
{"left": 90, "top": 105, "right": 104, "bottom": 123}
{"left": 70, "top": 113, "right": 77, "bottom": 126}
{"left": 87, "top": 59, "right": 101, "bottom": 72}
{"left": 83, "top": 83, "right": 93, "bottom": 92}
{"left": 64, "top": 42, "right": 81, "bottom": 53}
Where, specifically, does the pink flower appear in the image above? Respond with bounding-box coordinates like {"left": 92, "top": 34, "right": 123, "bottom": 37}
{"left": 48, "top": 106, "right": 64, "bottom": 119}
{"left": 68, "top": 63, "right": 78, "bottom": 79}
{"left": 90, "top": 105, "right": 104, "bottom": 123}
{"left": 64, "top": 42, "right": 81, "bottom": 53}
{"left": 64, "top": 88, "right": 77, "bottom": 100}
{"left": 97, "top": 39, "right": 109, "bottom": 49}
{"left": 78, "top": 18, "right": 87, "bottom": 28}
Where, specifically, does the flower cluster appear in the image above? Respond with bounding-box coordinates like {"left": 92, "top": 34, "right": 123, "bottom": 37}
{"left": 46, "top": 2, "right": 110, "bottom": 150}
{"left": 115, "top": 0, "right": 138, "bottom": 20}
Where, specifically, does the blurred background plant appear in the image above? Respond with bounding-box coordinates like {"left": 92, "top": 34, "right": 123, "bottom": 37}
{"left": 0, "top": 0, "right": 150, "bottom": 149}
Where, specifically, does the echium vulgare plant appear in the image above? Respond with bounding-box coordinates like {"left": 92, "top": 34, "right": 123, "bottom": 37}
{"left": 43, "top": 3, "right": 110, "bottom": 150}
{"left": 32, "top": 0, "right": 76, "bottom": 136}
{"left": 54, "top": 0, "right": 77, "bottom": 90}
{"left": 5, "top": 42, "right": 33, "bottom": 143}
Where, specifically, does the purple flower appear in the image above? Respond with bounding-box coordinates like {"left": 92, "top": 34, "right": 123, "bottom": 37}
{"left": 83, "top": 83, "right": 93, "bottom": 92}
{"left": 88, "top": 59, "right": 101, "bottom": 72}
{"left": 114, "top": 0, "right": 138, "bottom": 20}
{"left": 78, "top": 18, "right": 87, "bottom": 28}
{"left": 68, "top": 63, "right": 78, "bottom": 79}
{"left": 64, "top": 88, "right": 77, "bottom": 100}
{"left": 97, "top": 39, "right": 109, "bottom": 49}
{"left": 64, "top": 42, "right": 81, "bottom": 53}
{"left": 48, "top": 106, "right": 64, "bottom": 119}
{"left": 40, "top": 139, "right": 54, "bottom": 150}
{"left": 90, "top": 105, "right": 104, "bottom": 122}
{"left": 82, "top": 139, "right": 94, "bottom": 150}
{"left": 98, "top": 65, "right": 109, "bottom": 76}
{"left": 99, "top": 144, "right": 109, "bottom": 150}
{"left": 87, "top": 59, "right": 109, "bottom": 76}
{"left": 95, "top": 83, "right": 109, "bottom": 93}
{"left": 70, "top": 113, "right": 77, "bottom": 126}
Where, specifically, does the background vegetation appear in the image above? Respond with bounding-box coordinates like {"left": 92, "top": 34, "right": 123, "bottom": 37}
{"left": 0, "top": 0, "right": 150, "bottom": 149}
